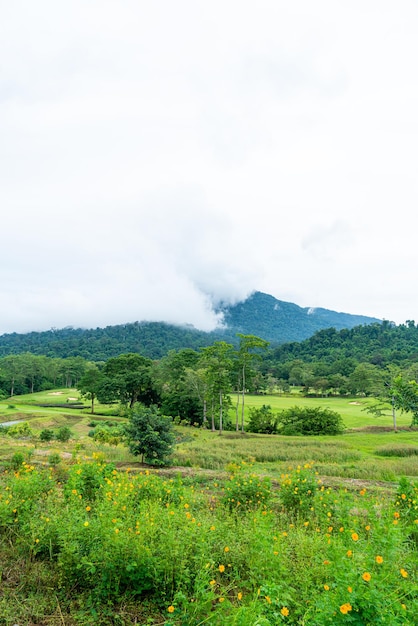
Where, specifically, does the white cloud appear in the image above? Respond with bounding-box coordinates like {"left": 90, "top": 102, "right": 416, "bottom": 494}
{"left": 1, "top": 1, "right": 418, "bottom": 334}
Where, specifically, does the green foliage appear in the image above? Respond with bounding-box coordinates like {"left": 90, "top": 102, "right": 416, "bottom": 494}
{"left": 48, "top": 452, "right": 61, "bottom": 466}
{"left": 395, "top": 476, "right": 418, "bottom": 525}
{"left": 223, "top": 471, "right": 271, "bottom": 511}
{"left": 124, "top": 404, "right": 175, "bottom": 465}
{"left": 55, "top": 426, "right": 72, "bottom": 442}
{"left": 247, "top": 404, "right": 279, "bottom": 434}
{"left": 277, "top": 405, "right": 345, "bottom": 436}
{"left": 91, "top": 423, "right": 125, "bottom": 446}
{"left": 39, "top": 428, "right": 55, "bottom": 442}
{"left": 279, "top": 464, "right": 320, "bottom": 514}
{"left": 9, "top": 451, "right": 25, "bottom": 470}
{"left": 7, "top": 421, "right": 33, "bottom": 438}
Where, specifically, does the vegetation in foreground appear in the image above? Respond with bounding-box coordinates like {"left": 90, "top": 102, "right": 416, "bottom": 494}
{"left": 0, "top": 459, "right": 416, "bottom": 625}
{"left": 1, "top": 388, "right": 418, "bottom": 625}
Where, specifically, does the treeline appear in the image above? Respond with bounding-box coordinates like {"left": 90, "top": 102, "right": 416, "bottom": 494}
{"left": 0, "top": 322, "right": 236, "bottom": 361}
{"left": 0, "top": 354, "right": 88, "bottom": 398}
{"left": 262, "top": 321, "right": 418, "bottom": 398}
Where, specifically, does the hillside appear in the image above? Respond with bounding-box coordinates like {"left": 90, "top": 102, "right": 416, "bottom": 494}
{"left": 219, "top": 291, "right": 381, "bottom": 343}
{"left": 0, "top": 291, "right": 381, "bottom": 360}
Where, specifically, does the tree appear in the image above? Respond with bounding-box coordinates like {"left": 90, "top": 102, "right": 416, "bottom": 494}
{"left": 236, "top": 334, "right": 269, "bottom": 432}
{"left": 77, "top": 365, "right": 104, "bottom": 414}
{"left": 391, "top": 375, "right": 418, "bottom": 426}
{"left": 98, "top": 353, "right": 159, "bottom": 408}
{"left": 124, "top": 405, "right": 175, "bottom": 464}
{"left": 200, "top": 342, "right": 234, "bottom": 434}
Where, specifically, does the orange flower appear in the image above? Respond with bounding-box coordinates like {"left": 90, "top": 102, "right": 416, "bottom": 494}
{"left": 400, "top": 568, "right": 408, "bottom": 578}
{"left": 362, "top": 572, "right": 371, "bottom": 582}
{"left": 323, "top": 584, "right": 330, "bottom": 591}
{"left": 218, "top": 564, "right": 225, "bottom": 573}
{"left": 351, "top": 532, "right": 359, "bottom": 541}
{"left": 375, "top": 555, "right": 383, "bottom": 564}
{"left": 340, "top": 603, "right": 352, "bottom": 614}
{"left": 346, "top": 550, "right": 353, "bottom": 557}
{"left": 167, "top": 605, "right": 175, "bottom": 613}
{"left": 280, "top": 607, "right": 289, "bottom": 616}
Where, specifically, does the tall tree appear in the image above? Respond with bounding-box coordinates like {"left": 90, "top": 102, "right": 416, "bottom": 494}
{"left": 236, "top": 334, "right": 269, "bottom": 432}
{"left": 200, "top": 342, "right": 234, "bottom": 434}
{"left": 77, "top": 365, "right": 104, "bottom": 414}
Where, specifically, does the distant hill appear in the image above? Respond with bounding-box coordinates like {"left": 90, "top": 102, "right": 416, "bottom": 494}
{"left": 218, "top": 291, "right": 381, "bottom": 344}
{"left": 0, "top": 291, "right": 382, "bottom": 360}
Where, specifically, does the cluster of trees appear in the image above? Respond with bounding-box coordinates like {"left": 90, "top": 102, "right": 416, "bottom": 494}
{"left": 0, "top": 354, "right": 88, "bottom": 398}
{"left": 76, "top": 335, "right": 269, "bottom": 434}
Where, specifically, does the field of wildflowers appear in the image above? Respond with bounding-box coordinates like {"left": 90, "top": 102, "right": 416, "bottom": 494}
{"left": 0, "top": 458, "right": 416, "bottom": 625}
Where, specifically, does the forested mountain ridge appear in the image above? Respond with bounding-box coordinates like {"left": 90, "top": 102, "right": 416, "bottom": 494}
{"left": 0, "top": 291, "right": 381, "bottom": 361}
{"left": 218, "top": 292, "right": 381, "bottom": 343}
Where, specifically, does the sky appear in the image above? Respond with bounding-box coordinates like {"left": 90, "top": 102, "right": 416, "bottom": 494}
{"left": 1, "top": 0, "right": 418, "bottom": 335}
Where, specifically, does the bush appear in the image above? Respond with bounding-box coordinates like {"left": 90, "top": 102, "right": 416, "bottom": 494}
{"left": 48, "top": 452, "right": 61, "bottom": 466}
{"left": 56, "top": 426, "right": 73, "bottom": 442}
{"left": 7, "top": 422, "right": 33, "bottom": 438}
{"left": 277, "top": 406, "right": 345, "bottom": 436}
{"left": 9, "top": 451, "right": 25, "bottom": 470}
{"left": 247, "top": 404, "right": 278, "bottom": 434}
{"left": 39, "top": 428, "right": 55, "bottom": 442}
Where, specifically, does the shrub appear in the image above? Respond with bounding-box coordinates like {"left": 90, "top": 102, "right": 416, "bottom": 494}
{"left": 39, "top": 428, "right": 55, "bottom": 442}
{"left": 55, "top": 426, "right": 73, "bottom": 442}
{"left": 279, "top": 464, "right": 320, "bottom": 514}
{"left": 48, "top": 452, "right": 61, "bottom": 466}
{"left": 247, "top": 404, "right": 278, "bottom": 434}
{"left": 277, "top": 406, "right": 345, "bottom": 436}
{"left": 7, "top": 422, "right": 33, "bottom": 438}
{"left": 9, "top": 451, "right": 25, "bottom": 470}
{"left": 223, "top": 472, "right": 271, "bottom": 511}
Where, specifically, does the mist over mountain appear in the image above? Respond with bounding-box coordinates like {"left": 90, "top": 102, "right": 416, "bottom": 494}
{"left": 0, "top": 291, "right": 382, "bottom": 360}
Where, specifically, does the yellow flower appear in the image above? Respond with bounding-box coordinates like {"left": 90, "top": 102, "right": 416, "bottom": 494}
{"left": 362, "top": 572, "right": 371, "bottom": 582}
{"left": 83, "top": 521, "right": 89, "bottom": 527}
{"left": 280, "top": 607, "right": 289, "bottom": 616}
{"left": 210, "top": 525, "right": 216, "bottom": 531}
{"left": 85, "top": 506, "right": 91, "bottom": 512}
{"left": 323, "top": 584, "right": 330, "bottom": 591}
{"left": 400, "top": 568, "right": 408, "bottom": 578}
{"left": 237, "top": 592, "right": 243, "bottom": 600}
{"left": 218, "top": 564, "right": 225, "bottom": 573}
{"left": 265, "top": 596, "right": 271, "bottom": 604}
{"left": 347, "top": 586, "right": 352, "bottom": 593}
{"left": 209, "top": 580, "right": 216, "bottom": 586}
{"left": 224, "top": 546, "right": 230, "bottom": 553}
{"left": 351, "top": 532, "right": 359, "bottom": 541}
{"left": 340, "top": 603, "right": 352, "bottom": 614}
{"left": 219, "top": 597, "right": 225, "bottom": 603}
{"left": 167, "top": 605, "right": 175, "bottom": 613}
{"left": 375, "top": 555, "right": 383, "bottom": 564}
{"left": 365, "top": 525, "right": 370, "bottom": 531}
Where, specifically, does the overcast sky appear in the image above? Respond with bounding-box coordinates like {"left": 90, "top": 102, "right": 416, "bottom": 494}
{"left": 1, "top": 0, "right": 418, "bottom": 334}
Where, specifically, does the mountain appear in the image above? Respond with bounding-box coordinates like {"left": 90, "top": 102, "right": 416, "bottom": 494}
{"left": 218, "top": 291, "right": 382, "bottom": 344}
{"left": 0, "top": 291, "right": 382, "bottom": 360}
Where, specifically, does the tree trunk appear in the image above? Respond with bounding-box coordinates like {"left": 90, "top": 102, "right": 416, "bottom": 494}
{"left": 219, "top": 391, "right": 223, "bottom": 435}
{"left": 241, "top": 365, "right": 246, "bottom": 432}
